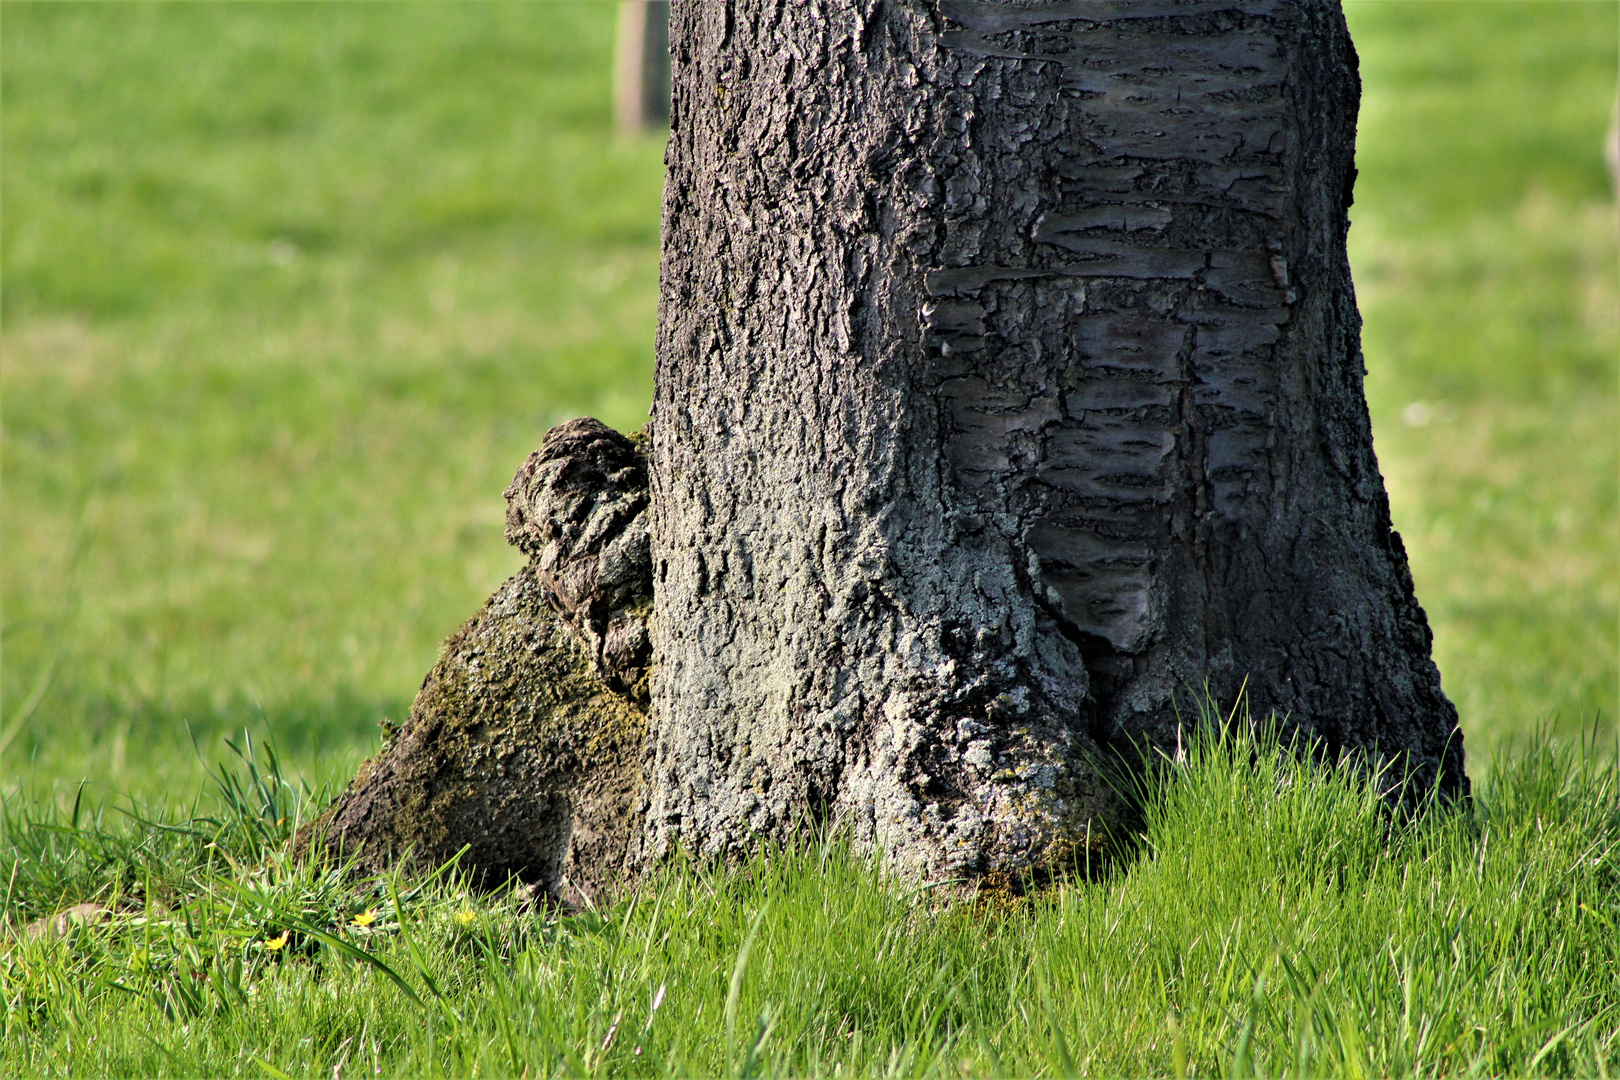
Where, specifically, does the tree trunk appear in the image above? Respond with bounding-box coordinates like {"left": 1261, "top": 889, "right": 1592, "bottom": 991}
{"left": 307, "top": 0, "right": 1466, "bottom": 897}
{"left": 645, "top": 0, "right": 1464, "bottom": 883}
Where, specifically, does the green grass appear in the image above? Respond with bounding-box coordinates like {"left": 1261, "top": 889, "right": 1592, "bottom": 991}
{"left": 1, "top": 3, "right": 1617, "bottom": 1075}
{"left": 2, "top": 2, "right": 666, "bottom": 798}
{"left": 2, "top": 724, "right": 1616, "bottom": 1077}
{"left": 1344, "top": 1, "right": 1618, "bottom": 742}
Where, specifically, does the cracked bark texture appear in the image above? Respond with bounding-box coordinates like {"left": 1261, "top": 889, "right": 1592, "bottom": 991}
{"left": 648, "top": 0, "right": 1465, "bottom": 882}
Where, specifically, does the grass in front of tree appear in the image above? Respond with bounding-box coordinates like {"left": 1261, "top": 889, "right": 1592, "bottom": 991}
{"left": 2, "top": 724, "right": 1616, "bottom": 1077}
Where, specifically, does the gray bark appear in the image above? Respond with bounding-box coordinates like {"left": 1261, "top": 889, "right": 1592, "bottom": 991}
{"left": 646, "top": 0, "right": 1465, "bottom": 883}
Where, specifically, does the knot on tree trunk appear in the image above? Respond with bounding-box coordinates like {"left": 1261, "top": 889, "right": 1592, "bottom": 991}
{"left": 504, "top": 417, "right": 653, "bottom": 700}
{"left": 295, "top": 418, "right": 652, "bottom": 903}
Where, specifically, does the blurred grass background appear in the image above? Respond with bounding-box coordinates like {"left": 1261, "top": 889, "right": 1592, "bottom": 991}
{"left": 1, "top": 2, "right": 1615, "bottom": 806}
{"left": 1345, "top": 1, "right": 1617, "bottom": 750}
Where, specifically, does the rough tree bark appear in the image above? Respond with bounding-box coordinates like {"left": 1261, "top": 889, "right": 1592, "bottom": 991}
{"left": 646, "top": 0, "right": 1465, "bottom": 879}
{"left": 306, "top": 0, "right": 1466, "bottom": 898}
{"left": 297, "top": 420, "right": 652, "bottom": 901}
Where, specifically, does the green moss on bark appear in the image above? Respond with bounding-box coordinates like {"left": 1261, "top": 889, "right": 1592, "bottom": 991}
{"left": 297, "top": 566, "right": 647, "bottom": 903}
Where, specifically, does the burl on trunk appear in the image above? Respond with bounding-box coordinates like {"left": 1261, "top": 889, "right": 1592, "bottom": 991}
{"left": 304, "top": 0, "right": 1466, "bottom": 900}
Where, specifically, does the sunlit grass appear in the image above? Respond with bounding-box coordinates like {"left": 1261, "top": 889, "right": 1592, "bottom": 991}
{"left": 3, "top": 725, "right": 1616, "bottom": 1077}
{"left": 1345, "top": 0, "right": 1618, "bottom": 747}
{"left": 1357, "top": 193, "right": 1618, "bottom": 744}
{"left": 1, "top": 3, "right": 664, "bottom": 797}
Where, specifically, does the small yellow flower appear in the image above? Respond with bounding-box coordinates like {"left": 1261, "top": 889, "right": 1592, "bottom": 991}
{"left": 262, "top": 930, "right": 290, "bottom": 951}
{"left": 350, "top": 908, "right": 378, "bottom": 928}
{"left": 454, "top": 909, "right": 477, "bottom": 927}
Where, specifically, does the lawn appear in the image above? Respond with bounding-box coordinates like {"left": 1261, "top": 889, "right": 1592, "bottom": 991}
{"left": 2, "top": 726, "right": 1615, "bottom": 1076}
{"left": 3, "top": 2, "right": 666, "bottom": 800}
{"left": 1, "top": 2, "right": 1616, "bottom": 1076}
{"left": 1346, "top": 1, "right": 1617, "bottom": 748}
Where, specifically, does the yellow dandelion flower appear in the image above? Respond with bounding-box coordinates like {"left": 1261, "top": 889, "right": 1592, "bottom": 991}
{"left": 350, "top": 908, "right": 378, "bottom": 928}
{"left": 454, "top": 910, "right": 477, "bottom": 927}
{"left": 262, "top": 930, "right": 290, "bottom": 951}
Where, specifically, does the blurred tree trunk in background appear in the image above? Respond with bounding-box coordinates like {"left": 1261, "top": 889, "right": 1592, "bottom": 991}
{"left": 615, "top": 1, "right": 670, "bottom": 134}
